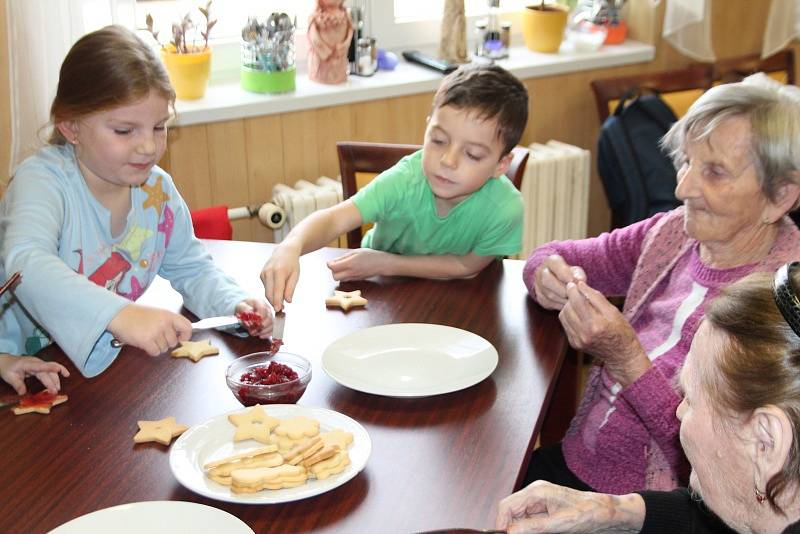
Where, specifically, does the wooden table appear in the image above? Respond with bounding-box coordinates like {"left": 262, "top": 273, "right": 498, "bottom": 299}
{"left": 0, "top": 240, "right": 568, "bottom": 534}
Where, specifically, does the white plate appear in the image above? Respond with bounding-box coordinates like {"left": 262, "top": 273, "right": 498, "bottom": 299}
{"left": 49, "top": 501, "right": 253, "bottom": 534}
{"left": 322, "top": 323, "right": 499, "bottom": 397}
{"left": 169, "top": 405, "right": 371, "bottom": 504}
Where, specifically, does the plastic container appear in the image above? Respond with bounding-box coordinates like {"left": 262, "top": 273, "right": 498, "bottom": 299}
{"left": 240, "top": 35, "right": 296, "bottom": 94}
{"left": 240, "top": 67, "right": 296, "bottom": 94}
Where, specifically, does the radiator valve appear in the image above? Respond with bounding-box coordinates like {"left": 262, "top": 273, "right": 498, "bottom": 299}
{"left": 258, "top": 202, "right": 286, "bottom": 229}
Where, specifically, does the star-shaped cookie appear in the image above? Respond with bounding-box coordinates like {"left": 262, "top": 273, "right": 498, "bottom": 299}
{"left": 228, "top": 404, "right": 280, "bottom": 444}
{"left": 12, "top": 391, "right": 68, "bottom": 415}
{"left": 320, "top": 428, "right": 354, "bottom": 450}
{"left": 171, "top": 340, "right": 220, "bottom": 362}
{"left": 325, "top": 290, "right": 368, "bottom": 311}
{"left": 133, "top": 416, "right": 188, "bottom": 445}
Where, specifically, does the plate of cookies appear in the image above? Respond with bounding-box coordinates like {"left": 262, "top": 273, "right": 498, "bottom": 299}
{"left": 321, "top": 323, "right": 498, "bottom": 397}
{"left": 169, "top": 404, "right": 371, "bottom": 504}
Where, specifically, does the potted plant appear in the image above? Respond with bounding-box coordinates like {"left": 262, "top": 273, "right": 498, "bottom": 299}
{"left": 523, "top": 1, "right": 570, "bottom": 53}
{"left": 144, "top": 1, "right": 217, "bottom": 100}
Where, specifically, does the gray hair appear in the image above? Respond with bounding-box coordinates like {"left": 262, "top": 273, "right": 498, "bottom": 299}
{"left": 661, "top": 73, "right": 800, "bottom": 209}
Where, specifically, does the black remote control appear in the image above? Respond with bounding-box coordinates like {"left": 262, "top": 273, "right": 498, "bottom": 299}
{"left": 402, "top": 50, "right": 458, "bottom": 74}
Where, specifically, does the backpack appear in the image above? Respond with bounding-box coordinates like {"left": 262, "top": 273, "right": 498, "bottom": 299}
{"left": 597, "top": 90, "right": 682, "bottom": 228}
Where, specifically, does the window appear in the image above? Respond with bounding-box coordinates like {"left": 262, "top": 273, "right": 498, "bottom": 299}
{"left": 134, "top": 0, "right": 316, "bottom": 44}
{"left": 372, "top": 0, "right": 527, "bottom": 50}
{"left": 132, "top": 0, "right": 529, "bottom": 77}
{"left": 393, "top": 0, "right": 528, "bottom": 23}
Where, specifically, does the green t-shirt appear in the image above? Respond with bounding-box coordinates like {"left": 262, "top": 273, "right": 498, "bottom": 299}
{"left": 351, "top": 150, "right": 523, "bottom": 257}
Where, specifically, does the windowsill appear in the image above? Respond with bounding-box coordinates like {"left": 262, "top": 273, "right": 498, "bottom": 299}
{"left": 172, "top": 40, "right": 655, "bottom": 127}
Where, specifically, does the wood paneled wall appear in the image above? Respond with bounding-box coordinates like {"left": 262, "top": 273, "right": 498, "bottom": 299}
{"left": 2, "top": 0, "right": 798, "bottom": 241}
{"left": 162, "top": 92, "right": 433, "bottom": 242}
{"left": 0, "top": 0, "right": 11, "bottom": 182}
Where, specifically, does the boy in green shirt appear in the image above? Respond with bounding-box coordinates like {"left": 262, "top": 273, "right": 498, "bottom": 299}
{"left": 262, "top": 64, "right": 529, "bottom": 311}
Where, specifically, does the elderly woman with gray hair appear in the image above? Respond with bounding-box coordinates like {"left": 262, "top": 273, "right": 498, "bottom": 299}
{"left": 520, "top": 73, "right": 800, "bottom": 495}
{"left": 498, "top": 264, "right": 800, "bottom": 533}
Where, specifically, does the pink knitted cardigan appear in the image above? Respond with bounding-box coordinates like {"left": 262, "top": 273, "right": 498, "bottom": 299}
{"left": 523, "top": 207, "right": 800, "bottom": 494}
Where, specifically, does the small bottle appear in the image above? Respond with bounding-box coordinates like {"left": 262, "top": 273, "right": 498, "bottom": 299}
{"left": 356, "top": 37, "right": 376, "bottom": 76}
{"left": 501, "top": 20, "right": 512, "bottom": 51}
{"left": 484, "top": 0, "right": 502, "bottom": 56}
{"left": 474, "top": 19, "right": 488, "bottom": 56}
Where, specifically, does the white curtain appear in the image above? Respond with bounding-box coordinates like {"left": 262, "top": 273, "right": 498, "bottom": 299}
{"left": 658, "top": 0, "right": 800, "bottom": 63}
{"left": 661, "top": 0, "right": 715, "bottom": 62}
{"left": 763, "top": 0, "right": 800, "bottom": 59}
{"left": 6, "top": 0, "right": 136, "bottom": 174}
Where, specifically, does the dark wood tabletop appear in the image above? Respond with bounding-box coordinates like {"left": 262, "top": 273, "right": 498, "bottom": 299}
{"left": 0, "top": 240, "right": 567, "bottom": 534}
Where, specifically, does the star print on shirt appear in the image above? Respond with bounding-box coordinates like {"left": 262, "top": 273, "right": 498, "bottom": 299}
{"left": 117, "top": 226, "right": 154, "bottom": 261}
{"left": 120, "top": 275, "right": 145, "bottom": 301}
{"left": 158, "top": 204, "right": 175, "bottom": 248}
{"left": 142, "top": 175, "right": 170, "bottom": 217}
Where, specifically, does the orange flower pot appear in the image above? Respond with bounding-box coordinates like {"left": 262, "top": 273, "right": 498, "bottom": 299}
{"left": 522, "top": 4, "right": 569, "bottom": 53}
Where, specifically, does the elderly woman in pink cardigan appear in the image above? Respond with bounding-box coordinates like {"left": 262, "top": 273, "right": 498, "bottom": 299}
{"left": 521, "top": 73, "right": 800, "bottom": 495}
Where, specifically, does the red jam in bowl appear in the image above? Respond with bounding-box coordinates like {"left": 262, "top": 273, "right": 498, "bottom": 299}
{"left": 240, "top": 361, "right": 298, "bottom": 385}
{"left": 235, "top": 362, "right": 306, "bottom": 405}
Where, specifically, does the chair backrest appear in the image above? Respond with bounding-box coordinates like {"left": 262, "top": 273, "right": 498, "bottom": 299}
{"left": 711, "top": 49, "right": 795, "bottom": 85}
{"left": 590, "top": 50, "right": 797, "bottom": 124}
{"left": 590, "top": 64, "right": 714, "bottom": 124}
{"left": 337, "top": 141, "right": 529, "bottom": 248}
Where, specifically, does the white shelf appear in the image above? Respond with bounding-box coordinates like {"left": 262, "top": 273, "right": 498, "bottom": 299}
{"left": 172, "top": 40, "right": 655, "bottom": 127}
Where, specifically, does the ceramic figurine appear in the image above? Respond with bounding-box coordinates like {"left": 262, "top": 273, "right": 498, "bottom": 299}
{"left": 307, "top": 0, "right": 353, "bottom": 84}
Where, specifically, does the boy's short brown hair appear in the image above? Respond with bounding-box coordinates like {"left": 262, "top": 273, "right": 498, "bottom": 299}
{"left": 432, "top": 63, "right": 529, "bottom": 155}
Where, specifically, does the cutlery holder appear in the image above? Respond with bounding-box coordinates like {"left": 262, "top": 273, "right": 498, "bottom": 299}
{"left": 240, "top": 23, "right": 296, "bottom": 94}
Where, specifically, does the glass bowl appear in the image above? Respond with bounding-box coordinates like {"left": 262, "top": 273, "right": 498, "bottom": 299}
{"left": 225, "top": 351, "right": 311, "bottom": 406}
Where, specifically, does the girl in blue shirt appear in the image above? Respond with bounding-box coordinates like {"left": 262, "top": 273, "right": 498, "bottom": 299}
{"left": 0, "top": 26, "right": 272, "bottom": 378}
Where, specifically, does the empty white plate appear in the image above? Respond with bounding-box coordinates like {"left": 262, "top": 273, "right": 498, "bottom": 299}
{"left": 49, "top": 501, "right": 253, "bottom": 534}
{"left": 322, "top": 323, "right": 498, "bottom": 397}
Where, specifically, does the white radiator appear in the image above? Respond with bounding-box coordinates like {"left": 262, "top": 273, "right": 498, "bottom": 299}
{"left": 269, "top": 176, "right": 343, "bottom": 244}
{"left": 520, "top": 141, "right": 591, "bottom": 257}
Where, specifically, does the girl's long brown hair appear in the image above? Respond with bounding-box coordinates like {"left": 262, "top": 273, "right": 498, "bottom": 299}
{"left": 48, "top": 25, "right": 174, "bottom": 144}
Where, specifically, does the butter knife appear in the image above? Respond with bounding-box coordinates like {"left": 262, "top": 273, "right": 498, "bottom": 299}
{"left": 110, "top": 315, "right": 242, "bottom": 348}
{"left": 270, "top": 311, "right": 285, "bottom": 354}
{"left": 0, "top": 272, "right": 21, "bottom": 297}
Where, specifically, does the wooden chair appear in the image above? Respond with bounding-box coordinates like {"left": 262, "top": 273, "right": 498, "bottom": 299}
{"left": 590, "top": 64, "right": 714, "bottom": 124}
{"left": 711, "top": 49, "right": 795, "bottom": 85}
{"left": 336, "top": 141, "right": 530, "bottom": 248}
{"left": 590, "top": 50, "right": 796, "bottom": 125}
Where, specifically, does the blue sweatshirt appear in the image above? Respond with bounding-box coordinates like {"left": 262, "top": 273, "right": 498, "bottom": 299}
{"left": 0, "top": 144, "right": 248, "bottom": 376}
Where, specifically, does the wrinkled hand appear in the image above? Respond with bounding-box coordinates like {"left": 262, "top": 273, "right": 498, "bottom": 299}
{"left": 260, "top": 243, "right": 301, "bottom": 312}
{"left": 108, "top": 304, "right": 193, "bottom": 356}
{"left": 0, "top": 354, "right": 70, "bottom": 395}
{"left": 235, "top": 298, "right": 274, "bottom": 339}
{"left": 533, "top": 255, "right": 587, "bottom": 310}
{"left": 327, "top": 248, "right": 388, "bottom": 281}
{"left": 559, "top": 281, "right": 650, "bottom": 386}
{"left": 496, "top": 480, "right": 644, "bottom": 534}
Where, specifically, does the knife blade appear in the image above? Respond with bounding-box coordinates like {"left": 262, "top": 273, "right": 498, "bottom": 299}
{"left": 272, "top": 311, "right": 285, "bottom": 341}
{"left": 110, "top": 315, "right": 243, "bottom": 348}
{"left": 191, "top": 315, "right": 241, "bottom": 331}
{"left": 267, "top": 311, "right": 286, "bottom": 355}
